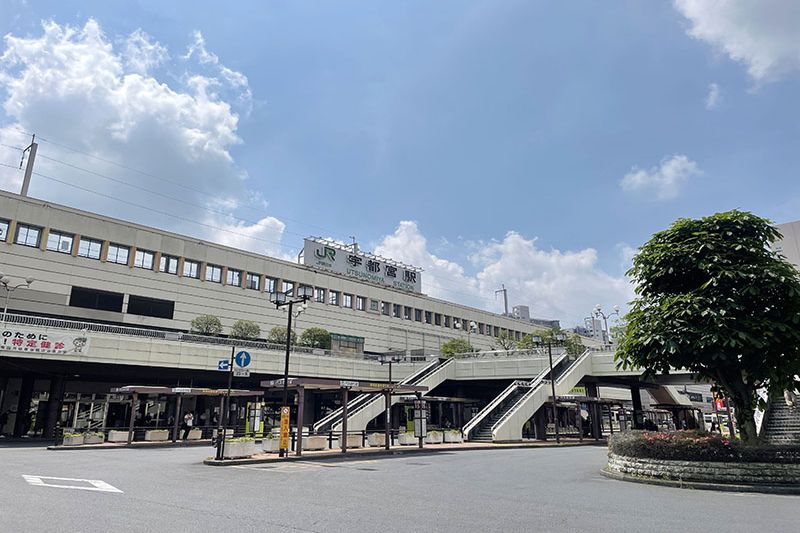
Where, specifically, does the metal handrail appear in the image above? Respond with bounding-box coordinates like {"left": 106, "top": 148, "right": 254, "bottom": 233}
{"left": 462, "top": 379, "right": 530, "bottom": 439}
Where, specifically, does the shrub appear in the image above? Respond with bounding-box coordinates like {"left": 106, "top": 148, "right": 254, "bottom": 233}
{"left": 231, "top": 319, "right": 260, "bottom": 339}
{"left": 299, "top": 327, "right": 331, "bottom": 349}
{"left": 191, "top": 314, "right": 223, "bottom": 335}
{"left": 267, "top": 326, "right": 296, "bottom": 345}
{"left": 440, "top": 338, "right": 473, "bottom": 357}
{"left": 609, "top": 430, "right": 800, "bottom": 464}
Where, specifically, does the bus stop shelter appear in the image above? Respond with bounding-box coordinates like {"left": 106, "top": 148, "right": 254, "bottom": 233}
{"left": 260, "top": 377, "right": 427, "bottom": 455}
{"left": 111, "top": 385, "right": 263, "bottom": 444}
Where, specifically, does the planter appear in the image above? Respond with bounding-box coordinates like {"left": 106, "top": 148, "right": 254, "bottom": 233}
{"left": 62, "top": 435, "right": 84, "bottom": 446}
{"left": 303, "top": 435, "right": 328, "bottom": 451}
{"left": 367, "top": 433, "right": 386, "bottom": 447}
{"left": 187, "top": 428, "right": 202, "bottom": 440}
{"left": 223, "top": 440, "right": 257, "bottom": 459}
{"left": 345, "top": 434, "right": 362, "bottom": 448}
{"left": 425, "top": 432, "right": 443, "bottom": 444}
{"left": 262, "top": 438, "right": 280, "bottom": 453}
{"left": 83, "top": 434, "right": 104, "bottom": 445}
{"left": 398, "top": 433, "right": 417, "bottom": 446}
{"left": 145, "top": 429, "right": 169, "bottom": 442}
{"left": 444, "top": 431, "right": 463, "bottom": 444}
{"left": 107, "top": 430, "right": 129, "bottom": 443}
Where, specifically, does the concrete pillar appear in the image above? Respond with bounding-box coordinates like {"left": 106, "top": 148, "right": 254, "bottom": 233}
{"left": 586, "top": 384, "right": 601, "bottom": 440}
{"left": 295, "top": 387, "right": 305, "bottom": 456}
{"left": 43, "top": 375, "right": 65, "bottom": 439}
{"left": 631, "top": 385, "right": 644, "bottom": 429}
{"left": 12, "top": 375, "right": 34, "bottom": 437}
{"left": 533, "top": 409, "right": 547, "bottom": 441}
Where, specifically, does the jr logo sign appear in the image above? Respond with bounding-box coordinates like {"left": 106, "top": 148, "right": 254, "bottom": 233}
{"left": 315, "top": 246, "right": 336, "bottom": 262}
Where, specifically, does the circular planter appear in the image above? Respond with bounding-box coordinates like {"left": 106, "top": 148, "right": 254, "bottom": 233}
{"left": 606, "top": 452, "right": 800, "bottom": 491}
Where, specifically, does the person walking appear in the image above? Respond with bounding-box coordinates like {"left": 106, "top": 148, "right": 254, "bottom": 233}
{"left": 182, "top": 412, "right": 194, "bottom": 440}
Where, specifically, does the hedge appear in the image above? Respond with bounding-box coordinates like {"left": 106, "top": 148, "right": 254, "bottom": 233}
{"left": 609, "top": 430, "right": 800, "bottom": 464}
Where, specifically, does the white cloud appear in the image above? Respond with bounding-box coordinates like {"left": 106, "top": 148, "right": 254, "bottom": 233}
{"left": 620, "top": 155, "right": 700, "bottom": 200}
{"left": 705, "top": 82, "right": 721, "bottom": 109}
{"left": 375, "top": 221, "right": 633, "bottom": 326}
{"left": 674, "top": 0, "right": 800, "bottom": 83}
{"left": 0, "top": 19, "right": 284, "bottom": 256}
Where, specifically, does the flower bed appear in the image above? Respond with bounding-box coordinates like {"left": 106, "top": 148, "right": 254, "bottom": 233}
{"left": 609, "top": 431, "right": 800, "bottom": 464}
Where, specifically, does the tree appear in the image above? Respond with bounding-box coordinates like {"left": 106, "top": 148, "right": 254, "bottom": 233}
{"left": 230, "top": 320, "right": 261, "bottom": 340}
{"left": 266, "top": 326, "right": 297, "bottom": 346}
{"left": 518, "top": 329, "right": 584, "bottom": 355}
{"left": 495, "top": 331, "right": 516, "bottom": 352}
{"left": 616, "top": 210, "right": 800, "bottom": 444}
{"left": 190, "top": 314, "right": 222, "bottom": 335}
{"left": 299, "top": 327, "right": 331, "bottom": 349}
{"left": 440, "top": 338, "right": 473, "bottom": 357}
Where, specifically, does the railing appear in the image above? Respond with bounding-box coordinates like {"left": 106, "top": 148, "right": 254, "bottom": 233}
{"left": 462, "top": 380, "right": 530, "bottom": 439}
{"left": 449, "top": 347, "right": 566, "bottom": 359}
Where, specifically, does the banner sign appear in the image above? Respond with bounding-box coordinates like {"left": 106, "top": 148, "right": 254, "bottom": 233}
{"left": 279, "top": 406, "right": 290, "bottom": 451}
{"left": 303, "top": 238, "right": 422, "bottom": 293}
{"left": 0, "top": 327, "right": 89, "bottom": 355}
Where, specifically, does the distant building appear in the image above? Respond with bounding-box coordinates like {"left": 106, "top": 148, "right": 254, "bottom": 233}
{"left": 584, "top": 317, "right": 607, "bottom": 344}
{"left": 512, "top": 305, "right": 560, "bottom": 330}
{"left": 775, "top": 220, "right": 800, "bottom": 269}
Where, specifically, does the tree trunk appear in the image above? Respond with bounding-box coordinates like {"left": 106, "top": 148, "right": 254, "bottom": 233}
{"left": 732, "top": 399, "right": 759, "bottom": 445}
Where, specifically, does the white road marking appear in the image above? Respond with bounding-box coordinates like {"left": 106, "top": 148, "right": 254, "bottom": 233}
{"left": 22, "top": 475, "right": 123, "bottom": 493}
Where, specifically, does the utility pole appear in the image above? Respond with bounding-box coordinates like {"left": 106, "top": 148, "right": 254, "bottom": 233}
{"left": 495, "top": 284, "right": 509, "bottom": 316}
{"left": 20, "top": 134, "right": 37, "bottom": 197}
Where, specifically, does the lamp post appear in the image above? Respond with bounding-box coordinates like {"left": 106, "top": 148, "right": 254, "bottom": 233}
{"left": 379, "top": 354, "right": 403, "bottom": 450}
{"left": 454, "top": 320, "right": 477, "bottom": 353}
{"left": 593, "top": 304, "right": 619, "bottom": 347}
{"left": 0, "top": 272, "right": 35, "bottom": 323}
{"left": 532, "top": 333, "right": 566, "bottom": 444}
{"left": 270, "top": 285, "right": 313, "bottom": 457}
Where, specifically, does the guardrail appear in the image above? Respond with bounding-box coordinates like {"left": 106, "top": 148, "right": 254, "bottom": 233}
{"left": 462, "top": 379, "right": 531, "bottom": 439}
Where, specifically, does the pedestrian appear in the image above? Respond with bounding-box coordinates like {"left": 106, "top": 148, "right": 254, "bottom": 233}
{"left": 0, "top": 411, "right": 8, "bottom": 434}
{"left": 182, "top": 412, "right": 194, "bottom": 440}
{"left": 785, "top": 389, "right": 797, "bottom": 411}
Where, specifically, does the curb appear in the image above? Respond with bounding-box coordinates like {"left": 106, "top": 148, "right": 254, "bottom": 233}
{"left": 600, "top": 467, "right": 800, "bottom": 495}
{"left": 47, "top": 439, "right": 213, "bottom": 451}
{"left": 203, "top": 441, "right": 604, "bottom": 466}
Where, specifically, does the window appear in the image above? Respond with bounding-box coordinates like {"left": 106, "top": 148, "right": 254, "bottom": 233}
{"left": 329, "top": 290, "right": 340, "bottom": 306}
{"left": 414, "top": 309, "right": 422, "bottom": 322}
{"left": 382, "top": 302, "right": 390, "bottom": 316}
{"left": 356, "top": 296, "right": 366, "bottom": 311}
{"left": 444, "top": 315, "right": 451, "bottom": 328}
{"left": 493, "top": 326, "right": 500, "bottom": 337}
{"left": 0, "top": 220, "right": 8, "bottom": 242}
{"left": 69, "top": 286, "right": 123, "bottom": 312}
{"left": 343, "top": 293, "right": 353, "bottom": 308}
{"left": 434, "top": 313, "right": 442, "bottom": 326}
{"left": 183, "top": 259, "right": 200, "bottom": 278}
{"left": 46, "top": 230, "right": 74, "bottom": 254}
{"left": 14, "top": 223, "right": 41, "bottom": 247}
{"left": 265, "top": 277, "right": 277, "bottom": 293}
{"left": 77, "top": 237, "right": 102, "bottom": 260}
{"left": 226, "top": 268, "right": 242, "bottom": 287}
{"left": 107, "top": 244, "right": 130, "bottom": 265}
{"left": 283, "top": 281, "right": 294, "bottom": 296}
{"left": 370, "top": 299, "right": 380, "bottom": 312}
{"left": 205, "top": 264, "right": 222, "bottom": 283}
{"left": 134, "top": 249, "right": 155, "bottom": 270}
{"left": 159, "top": 254, "right": 179, "bottom": 275}
{"left": 404, "top": 306, "right": 412, "bottom": 320}
{"left": 127, "top": 294, "right": 175, "bottom": 319}
{"left": 424, "top": 311, "right": 432, "bottom": 324}
{"left": 478, "top": 323, "right": 485, "bottom": 335}
{"left": 393, "top": 304, "right": 402, "bottom": 318}
{"left": 515, "top": 331, "right": 521, "bottom": 341}
{"left": 315, "top": 288, "right": 325, "bottom": 303}
{"left": 246, "top": 273, "right": 260, "bottom": 290}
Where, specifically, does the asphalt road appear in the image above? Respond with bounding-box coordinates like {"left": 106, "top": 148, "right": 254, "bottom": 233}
{"left": 1, "top": 444, "right": 798, "bottom": 533}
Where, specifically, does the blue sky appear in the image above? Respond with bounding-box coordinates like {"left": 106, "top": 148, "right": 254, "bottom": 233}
{"left": 0, "top": 1, "right": 798, "bottom": 325}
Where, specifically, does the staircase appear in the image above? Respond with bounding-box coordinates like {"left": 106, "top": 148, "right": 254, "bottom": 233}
{"left": 761, "top": 396, "right": 800, "bottom": 445}
{"left": 469, "top": 386, "right": 530, "bottom": 442}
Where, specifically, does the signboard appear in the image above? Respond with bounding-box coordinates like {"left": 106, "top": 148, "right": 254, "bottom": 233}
{"left": 340, "top": 380, "right": 359, "bottom": 388}
{"left": 1, "top": 327, "right": 89, "bottom": 355}
{"left": 234, "top": 350, "right": 251, "bottom": 368}
{"left": 303, "top": 238, "right": 422, "bottom": 293}
{"left": 233, "top": 368, "right": 250, "bottom": 377}
{"left": 217, "top": 360, "right": 230, "bottom": 371}
{"left": 413, "top": 400, "right": 427, "bottom": 438}
{"left": 569, "top": 386, "right": 587, "bottom": 396}
{"left": 279, "top": 406, "right": 291, "bottom": 451}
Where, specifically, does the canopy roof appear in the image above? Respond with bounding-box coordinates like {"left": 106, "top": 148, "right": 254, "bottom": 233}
{"left": 260, "top": 377, "right": 427, "bottom": 394}
{"left": 111, "top": 386, "right": 262, "bottom": 397}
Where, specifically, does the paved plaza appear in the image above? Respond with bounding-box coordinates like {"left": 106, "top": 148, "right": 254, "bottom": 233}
{"left": 1, "top": 444, "right": 799, "bottom": 532}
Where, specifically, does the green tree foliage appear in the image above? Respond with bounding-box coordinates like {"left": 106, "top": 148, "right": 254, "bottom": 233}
{"left": 190, "top": 314, "right": 222, "bottom": 335}
{"left": 267, "top": 326, "right": 297, "bottom": 345}
{"left": 299, "top": 327, "right": 331, "bottom": 349}
{"left": 495, "top": 331, "right": 516, "bottom": 351}
{"left": 518, "top": 329, "right": 585, "bottom": 355}
{"left": 616, "top": 210, "right": 800, "bottom": 444}
{"left": 230, "top": 320, "right": 261, "bottom": 340}
{"left": 440, "top": 338, "right": 474, "bottom": 357}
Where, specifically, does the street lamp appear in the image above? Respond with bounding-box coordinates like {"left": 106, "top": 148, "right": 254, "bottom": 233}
{"left": 0, "top": 272, "right": 35, "bottom": 323}
{"left": 270, "top": 285, "right": 313, "bottom": 457}
{"left": 532, "top": 332, "right": 567, "bottom": 444}
{"left": 379, "top": 353, "right": 403, "bottom": 450}
{"left": 454, "top": 320, "right": 477, "bottom": 353}
{"left": 593, "top": 304, "right": 619, "bottom": 347}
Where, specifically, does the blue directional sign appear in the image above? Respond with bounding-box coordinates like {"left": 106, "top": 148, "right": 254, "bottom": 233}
{"left": 234, "top": 350, "right": 251, "bottom": 368}
{"left": 217, "top": 359, "right": 230, "bottom": 371}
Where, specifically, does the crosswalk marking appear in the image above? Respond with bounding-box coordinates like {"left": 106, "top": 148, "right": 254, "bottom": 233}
{"left": 22, "top": 475, "right": 123, "bottom": 493}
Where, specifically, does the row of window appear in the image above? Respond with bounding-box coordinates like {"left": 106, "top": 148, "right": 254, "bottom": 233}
{"left": 69, "top": 286, "right": 174, "bottom": 319}
{"left": 1, "top": 219, "right": 526, "bottom": 340}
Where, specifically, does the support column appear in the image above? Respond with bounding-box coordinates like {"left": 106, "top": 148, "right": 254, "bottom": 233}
{"left": 384, "top": 390, "right": 391, "bottom": 450}
{"left": 586, "top": 384, "right": 601, "bottom": 440}
{"left": 43, "top": 375, "right": 65, "bottom": 439}
{"left": 534, "top": 409, "right": 547, "bottom": 441}
{"left": 172, "top": 395, "right": 183, "bottom": 442}
{"left": 341, "top": 388, "right": 349, "bottom": 453}
{"left": 12, "top": 376, "right": 34, "bottom": 437}
{"left": 630, "top": 385, "right": 644, "bottom": 430}
{"left": 127, "top": 393, "right": 138, "bottom": 445}
{"left": 295, "top": 387, "right": 305, "bottom": 456}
